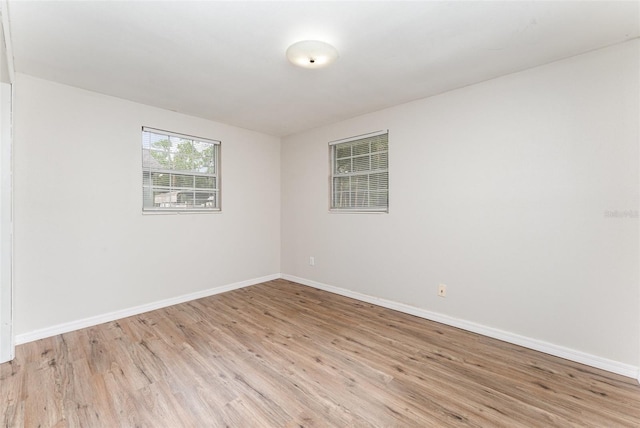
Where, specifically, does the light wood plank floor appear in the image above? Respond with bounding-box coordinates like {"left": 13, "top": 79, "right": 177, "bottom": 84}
{"left": 1, "top": 279, "right": 639, "bottom": 427}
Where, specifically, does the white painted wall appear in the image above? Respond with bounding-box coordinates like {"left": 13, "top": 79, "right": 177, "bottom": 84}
{"left": 0, "top": 14, "right": 13, "bottom": 363}
{"left": 0, "top": 81, "right": 12, "bottom": 362}
{"left": 13, "top": 74, "right": 280, "bottom": 336}
{"left": 0, "top": 18, "right": 9, "bottom": 84}
{"left": 281, "top": 40, "right": 639, "bottom": 367}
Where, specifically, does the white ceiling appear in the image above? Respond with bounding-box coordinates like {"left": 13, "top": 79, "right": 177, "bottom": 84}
{"left": 5, "top": 1, "right": 640, "bottom": 137}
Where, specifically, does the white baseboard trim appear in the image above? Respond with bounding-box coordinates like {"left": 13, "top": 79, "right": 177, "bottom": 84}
{"left": 15, "top": 273, "right": 281, "bottom": 345}
{"left": 281, "top": 274, "right": 639, "bottom": 380}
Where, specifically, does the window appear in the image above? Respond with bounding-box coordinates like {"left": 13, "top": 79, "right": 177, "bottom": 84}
{"left": 142, "top": 127, "right": 220, "bottom": 212}
{"left": 330, "top": 131, "right": 388, "bottom": 212}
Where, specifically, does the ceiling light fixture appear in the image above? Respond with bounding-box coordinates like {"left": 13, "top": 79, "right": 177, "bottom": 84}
{"left": 286, "top": 40, "right": 338, "bottom": 69}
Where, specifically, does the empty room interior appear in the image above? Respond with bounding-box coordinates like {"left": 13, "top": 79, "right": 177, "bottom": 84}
{"left": 1, "top": 1, "right": 640, "bottom": 426}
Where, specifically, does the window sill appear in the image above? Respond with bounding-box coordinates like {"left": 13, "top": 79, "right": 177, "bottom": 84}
{"left": 142, "top": 209, "right": 221, "bottom": 215}
{"left": 328, "top": 209, "right": 388, "bottom": 214}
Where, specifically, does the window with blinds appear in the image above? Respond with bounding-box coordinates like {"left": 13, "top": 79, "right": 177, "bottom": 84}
{"left": 142, "top": 127, "right": 220, "bottom": 212}
{"left": 330, "top": 131, "right": 388, "bottom": 212}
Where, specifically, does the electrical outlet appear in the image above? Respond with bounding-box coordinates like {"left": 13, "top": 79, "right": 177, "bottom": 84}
{"left": 309, "top": 256, "right": 315, "bottom": 266}
{"left": 438, "top": 284, "right": 447, "bottom": 298}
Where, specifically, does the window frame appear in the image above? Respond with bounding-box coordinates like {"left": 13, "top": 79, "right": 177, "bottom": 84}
{"left": 142, "top": 127, "right": 221, "bottom": 214}
{"left": 329, "top": 130, "right": 389, "bottom": 213}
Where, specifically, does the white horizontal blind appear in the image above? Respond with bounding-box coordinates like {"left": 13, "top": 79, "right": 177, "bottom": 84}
{"left": 330, "top": 131, "right": 388, "bottom": 212}
{"left": 142, "top": 127, "right": 220, "bottom": 212}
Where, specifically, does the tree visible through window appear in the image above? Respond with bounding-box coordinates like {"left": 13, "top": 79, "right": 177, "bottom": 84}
{"left": 330, "top": 131, "right": 388, "bottom": 212}
{"left": 142, "top": 127, "right": 220, "bottom": 212}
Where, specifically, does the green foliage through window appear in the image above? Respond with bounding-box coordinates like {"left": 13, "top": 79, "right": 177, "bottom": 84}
{"left": 142, "top": 128, "right": 220, "bottom": 212}
{"left": 330, "top": 132, "right": 388, "bottom": 212}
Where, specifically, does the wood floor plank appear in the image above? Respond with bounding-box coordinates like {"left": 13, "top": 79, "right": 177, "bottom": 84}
{"left": 1, "top": 279, "right": 639, "bottom": 427}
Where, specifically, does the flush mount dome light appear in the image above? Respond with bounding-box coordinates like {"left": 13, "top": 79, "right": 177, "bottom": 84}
{"left": 286, "top": 40, "right": 338, "bottom": 69}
